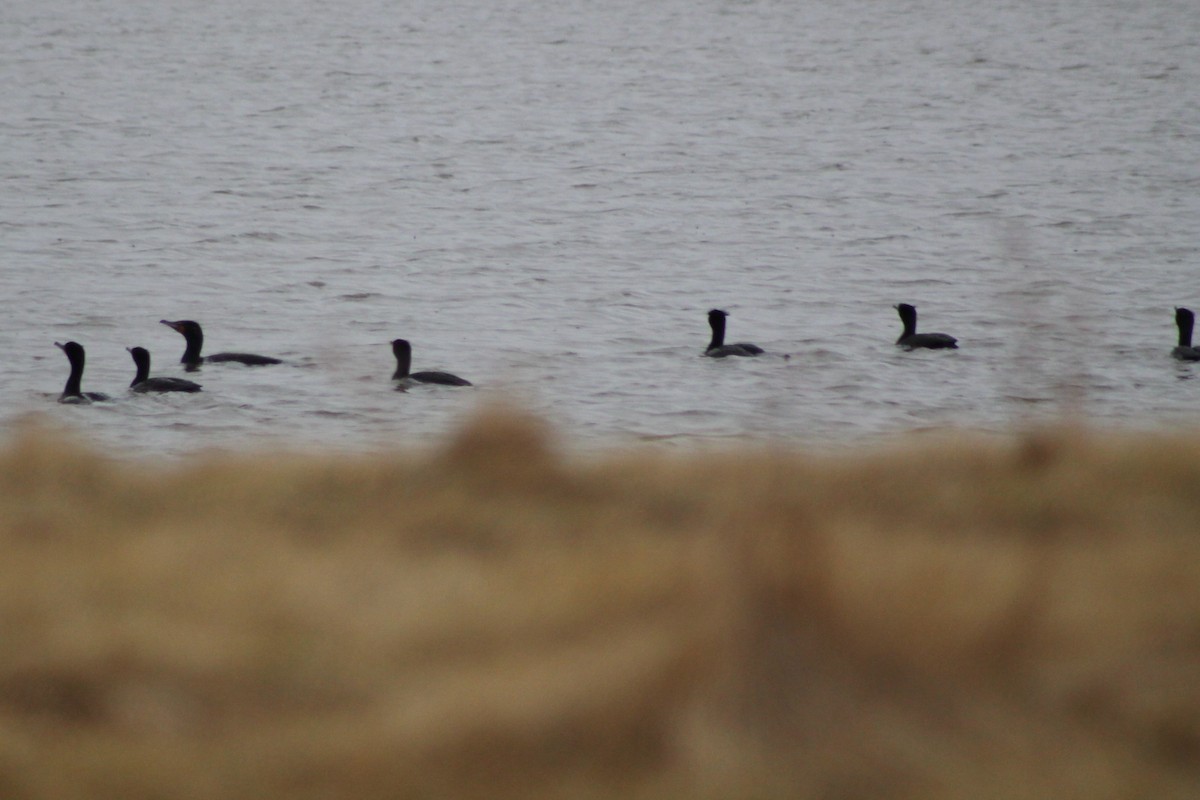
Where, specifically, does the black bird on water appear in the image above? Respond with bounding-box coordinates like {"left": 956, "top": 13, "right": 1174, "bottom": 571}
{"left": 391, "top": 339, "right": 472, "bottom": 386}
{"left": 704, "top": 309, "right": 764, "bottom": 358}
{"left": 127, "top": 346, "right": 203, "bottom": 393}
{"left": 1172, "top": 307, "right": 1200, "bottom": 361}
{"left": 894, "top": 303, "right": 958, "bottom": 350}
{"left": 54, "top": 341, "right": 111, "bottom": 404}
{"left": 160, "top": 319, "right": 282, "bottom": 370}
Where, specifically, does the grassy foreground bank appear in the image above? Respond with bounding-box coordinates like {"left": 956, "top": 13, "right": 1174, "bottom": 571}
{"left": 0, "top": 409, "right": 1198, "bottom": 799}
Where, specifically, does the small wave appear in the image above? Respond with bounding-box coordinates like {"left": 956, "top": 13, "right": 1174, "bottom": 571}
{"left": 1002, "top": 394, "right": 1056, "bottom": 405}
{"left": 845, "top": 235, "right": 912, "bottom": 245}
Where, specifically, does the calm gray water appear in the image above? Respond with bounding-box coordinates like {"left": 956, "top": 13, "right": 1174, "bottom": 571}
{"left": 4, "top": 0, "right": 1199, "bottom": 456}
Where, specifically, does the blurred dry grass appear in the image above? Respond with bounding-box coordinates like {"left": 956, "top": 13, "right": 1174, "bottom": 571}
{"left": 1, "top": 408, "right": 1199, "bottom": 799}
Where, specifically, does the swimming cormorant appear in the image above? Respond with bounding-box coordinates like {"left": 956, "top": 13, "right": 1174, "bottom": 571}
{"left": 127, "top": 346, "right": 203, "bottom": 393}
{"left": 160, "top": 319, "right": 282, "bottom": 369}
{"left": 894, "top": 304, "right": 958, "bottom": 350}
{"left": 54, "top": 341, "right": 111, "bottom": 403}
{"left": 705, "top": 309, "right": 764, "bottom": 358}
{"left": 1173, "top": 307, "right": 1200, "bottom": 361}
{"left": 391, "top": 339, "right": 472, "bottom": 386}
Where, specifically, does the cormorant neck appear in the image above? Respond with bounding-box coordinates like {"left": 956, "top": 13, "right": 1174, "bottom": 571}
{"left": 181, "top": 332, "right": 203, "bottom": 365}
{"left": 707, "top": 314, "right": 726, "bottom": 350}
{"left": 392, "top": 343, "right": 411, "bottom": 379}
{"left": 63, "top": 355, "right": 84, "bottom": 398}
{"left": 898, "top": 308, "right": 917, "bottom": 338}
{"left": 1178, "top": 312, "right": 1194, "bottom": 348}
{"left": 130, "top": 355, "right": 150, "bottom": 386}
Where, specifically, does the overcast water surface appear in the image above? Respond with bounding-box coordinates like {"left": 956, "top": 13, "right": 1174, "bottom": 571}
{"left": 3, "top": 0, "right": 1199, "bottom": 456}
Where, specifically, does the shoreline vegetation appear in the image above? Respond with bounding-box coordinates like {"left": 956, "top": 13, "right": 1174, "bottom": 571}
{"left": 1, "top": 407, "right": 1198, "bottom": 798}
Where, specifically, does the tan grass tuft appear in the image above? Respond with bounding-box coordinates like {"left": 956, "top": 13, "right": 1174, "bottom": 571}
{"left": 0, "top": 410, "right": 1199, "bottom": 798}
